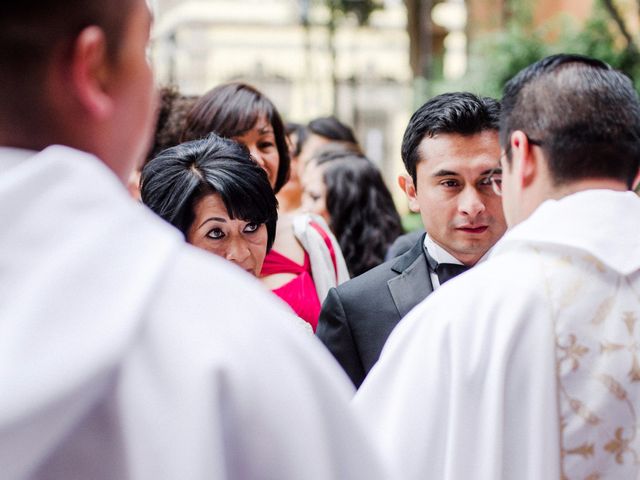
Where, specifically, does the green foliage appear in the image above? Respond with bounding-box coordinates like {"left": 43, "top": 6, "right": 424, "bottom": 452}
{"left": 326, "top": 0, "right": 384, "bottom": 25}
{"left": 432, "top": 0, "right": 640, "bottom": 99}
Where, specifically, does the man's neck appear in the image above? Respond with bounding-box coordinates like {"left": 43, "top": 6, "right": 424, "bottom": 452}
{"left": 551, "top": 178, "right": 629, "bottom": 197}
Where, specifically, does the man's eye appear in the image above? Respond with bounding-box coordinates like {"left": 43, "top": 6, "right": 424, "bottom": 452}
{"left": 441, "top": 180, "right": 459, "bottom": 188}
{"left": 206, "top": 228, "right": 225, "bottom": 239}
{"left": 244, "top": 222, "right": 260, "bottom": 233}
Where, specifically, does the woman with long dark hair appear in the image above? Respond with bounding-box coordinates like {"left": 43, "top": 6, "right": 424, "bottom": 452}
{"left": 302, "top": 154, "right": 403, "bottom": 277}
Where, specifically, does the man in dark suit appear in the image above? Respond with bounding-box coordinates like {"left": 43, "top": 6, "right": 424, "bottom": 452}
{"left": 317, "top": 92, "right": 508, "bottom": 387}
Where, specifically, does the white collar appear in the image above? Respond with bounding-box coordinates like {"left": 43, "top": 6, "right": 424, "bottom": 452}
{"left": 493, "top": 189, "right": 640, "bottom": 275}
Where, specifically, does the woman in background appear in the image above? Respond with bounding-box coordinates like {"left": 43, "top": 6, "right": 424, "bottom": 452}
{"left": 182, "top": 83, "right": 348, "bottom": 331}
{"left": 302, "top": 153, "right": 403, "bottom": 277}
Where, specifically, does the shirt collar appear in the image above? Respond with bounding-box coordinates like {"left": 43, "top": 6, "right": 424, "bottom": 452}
{"left": 492, "top": 189, "right": 640, "bottom": 275}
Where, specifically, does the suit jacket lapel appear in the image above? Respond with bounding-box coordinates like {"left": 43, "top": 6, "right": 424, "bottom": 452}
{"left": 387, "top": 235, "right": 434, "bottom": 318}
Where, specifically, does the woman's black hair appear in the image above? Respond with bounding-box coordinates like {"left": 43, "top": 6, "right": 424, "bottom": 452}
{"left": 308, "top": 116, "right": 358, "bottom": 144}
{"left": 318, "top": 155, "right": 403, "bottom": 277}
{"left": 181, "top": 82, "right": 290, "bottom": 193}
{"left": 140, "top": 134, "right": 278, "bottom": 252}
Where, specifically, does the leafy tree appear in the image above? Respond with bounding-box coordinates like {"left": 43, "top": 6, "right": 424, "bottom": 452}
{"left": 432, "top": 0, "right": 640, "bottom": 99}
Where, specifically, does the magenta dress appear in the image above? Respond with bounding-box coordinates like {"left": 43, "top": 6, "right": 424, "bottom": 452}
{"left": 260, "top": 250, "right": 321, "bottom": 331}
{"left": 261, "top": 220, "right": 341, "bottom": 332}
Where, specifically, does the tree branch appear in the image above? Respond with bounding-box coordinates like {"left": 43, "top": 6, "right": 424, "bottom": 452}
{"left": 601, "top": 0, "right": 639, "bottom": 55}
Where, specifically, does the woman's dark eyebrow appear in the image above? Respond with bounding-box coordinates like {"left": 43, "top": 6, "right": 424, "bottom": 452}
{"left": 198, "top": 217, "right": 227, "bottom": 229}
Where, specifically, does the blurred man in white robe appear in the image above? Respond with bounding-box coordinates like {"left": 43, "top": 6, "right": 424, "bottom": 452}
{"left": 0, "top": 1, "right": 389, "bottom": 479}
{"left": 354, "top": 54, "right": 640, "bottom": 479}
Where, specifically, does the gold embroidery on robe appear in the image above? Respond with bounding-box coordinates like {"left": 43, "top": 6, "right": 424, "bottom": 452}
{"left": 538, "top": 247, "right": 640, "bottom": 478}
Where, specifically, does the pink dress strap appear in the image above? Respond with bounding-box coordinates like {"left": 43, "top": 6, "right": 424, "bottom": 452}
{"left": 308, "top": 220, "right": 338, "bottom": 282}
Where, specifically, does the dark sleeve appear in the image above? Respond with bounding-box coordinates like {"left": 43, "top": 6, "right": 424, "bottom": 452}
{"left": 316, "top": 287, "right": 366, "bottom": 388}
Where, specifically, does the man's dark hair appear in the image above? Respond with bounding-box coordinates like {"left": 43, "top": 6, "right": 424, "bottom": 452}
{"left": 308, "top": 116, "right": 358, "bottom": 144}
{"left": 0, "top": 0, "right": 133, "bottom": 126}
{"left": 181, "top": 82, "right": 290, "bottom": 194}
{"left": 501, "top": 53, "right": 640, "bottom": 187}
{"left": 401, "top": 92, "right": 500, "bottom": 184}
{"left": 140, "top": 134, "right": 278, "bottom": 252}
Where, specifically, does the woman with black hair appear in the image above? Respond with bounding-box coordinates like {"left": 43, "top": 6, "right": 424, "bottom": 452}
{"left": 140, "top": 134, "right": 278, "bottom": 277}
{"left": 302, "top": 154, "right": 403, "bottom": 277}
{"left": 182, "top": 82, "right": 348, "bottom": 331}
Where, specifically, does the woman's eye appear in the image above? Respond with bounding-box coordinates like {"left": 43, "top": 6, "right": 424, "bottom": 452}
{"left": 259, "top": 141, "right": 274, "bottom": 150}
{"left": 244, "top": 222, "right": 260, "bottom": 233}
{"left": 206, "top": 228, "right": 225, "bottom": 239}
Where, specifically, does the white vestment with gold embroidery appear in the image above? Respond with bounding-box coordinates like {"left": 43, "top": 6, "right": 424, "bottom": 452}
{"left": 354, "top": 189, "right": 640, "bottom": 480}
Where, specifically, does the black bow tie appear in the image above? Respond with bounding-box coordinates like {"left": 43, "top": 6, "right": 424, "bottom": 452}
{"left": 423, "top": 247, "right": 470, "bottom": 285}
{"left": 435, "top": 263, "right": 469, "bottom": 284}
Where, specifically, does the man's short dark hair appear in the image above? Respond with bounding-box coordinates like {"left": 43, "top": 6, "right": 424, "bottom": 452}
{"left": 140, "top": 134, "right": 278, "bottom": 252}
{"left": 401, "top": 92, "right": 500, "bottom": 184}
{"left": 501, "top": 53, "right": 640, "bottom": 187}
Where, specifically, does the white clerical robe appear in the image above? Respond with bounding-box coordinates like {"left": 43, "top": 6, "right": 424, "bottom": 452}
{"left": 0, "top": 146, "right": 389, "bottom": 480}
{"left": 354, "top": 189, "right": 640, "bottom": 480}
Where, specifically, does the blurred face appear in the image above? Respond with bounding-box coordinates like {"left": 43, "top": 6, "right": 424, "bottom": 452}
{"left": 186, "top": 194, "right": 269, "bottom": 276}
{"left": 108, "top": 0, "right": 157, "bottom": 181}
{"left": 297, "top": 133, "right": 330, "bottom": 179}
{"left": 233, "top": 116, "right": 280, "bottom": 189}
{"left": 405, "top": 131, "right": 506, "bottom": 265}
{"left": 301, "top": 161, "right": 329, "bottom": 223}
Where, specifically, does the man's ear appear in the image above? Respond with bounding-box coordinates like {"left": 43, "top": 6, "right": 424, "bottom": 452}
{"left": 509, "top": 130, "right": 537, "bottom": 189}
{"left": 398, "top": 174, "right": 420, "bottom": 213}
{"left": 69, "top": 26, "right": 115, "bottom": 120}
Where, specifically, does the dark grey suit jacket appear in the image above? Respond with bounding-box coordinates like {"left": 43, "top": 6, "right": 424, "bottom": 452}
{"left": 316, "top": 235, "right": 433, "bottom": 388}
